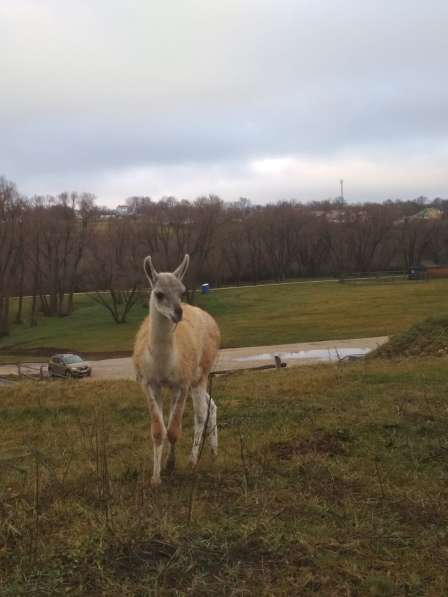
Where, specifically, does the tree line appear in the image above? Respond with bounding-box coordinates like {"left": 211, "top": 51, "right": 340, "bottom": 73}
{"left": 1, "top": 174, "right": 448, "bottom": 337}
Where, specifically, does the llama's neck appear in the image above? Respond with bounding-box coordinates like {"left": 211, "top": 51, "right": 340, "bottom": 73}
{"left": 148, "top": 299, "right": 176, "bottom": 357}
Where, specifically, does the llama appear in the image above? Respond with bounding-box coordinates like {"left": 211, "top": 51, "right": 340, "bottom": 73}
{"left": 133, "top": 254, "right": 220, "bottom": 487}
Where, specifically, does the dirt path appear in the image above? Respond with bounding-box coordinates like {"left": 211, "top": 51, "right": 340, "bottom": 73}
{"left": 0, "top": 336, "right": 388, "bottom": 381}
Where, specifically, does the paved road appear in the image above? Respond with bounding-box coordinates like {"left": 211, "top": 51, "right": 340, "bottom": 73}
{"left": 0, "top": 336, "right": 388, "bottom": 381}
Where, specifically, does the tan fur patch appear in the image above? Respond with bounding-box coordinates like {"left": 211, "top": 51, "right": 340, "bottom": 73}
{"left": 133, "top": 304, "right": 220, "bottom": 387}
{"left": 151, "top": 419, "right": 165, "bottom": 445}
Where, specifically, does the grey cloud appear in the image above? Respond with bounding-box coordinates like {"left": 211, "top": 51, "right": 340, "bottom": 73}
{"left": 1, "top": 0, "right": 448, "bottom": 202}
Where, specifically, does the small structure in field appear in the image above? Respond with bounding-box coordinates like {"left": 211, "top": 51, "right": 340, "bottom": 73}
{"left": 408, "top": 264, "right": 448, "bottom": 280}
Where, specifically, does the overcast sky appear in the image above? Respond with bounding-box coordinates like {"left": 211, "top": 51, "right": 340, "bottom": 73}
{"left": 2, "top": 0, "right": 448, "bottom": 206}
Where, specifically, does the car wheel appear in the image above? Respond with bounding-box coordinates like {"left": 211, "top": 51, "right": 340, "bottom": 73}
{"left": 48, "top": 369, "right": 53, "bottom": 378}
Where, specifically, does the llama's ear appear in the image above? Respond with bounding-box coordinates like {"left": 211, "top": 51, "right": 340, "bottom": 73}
{"left": 173, "top": 254, "right": 190, "bottom": 281}
{"left": 143, "top": 256, "right": 158, "bottom": 288}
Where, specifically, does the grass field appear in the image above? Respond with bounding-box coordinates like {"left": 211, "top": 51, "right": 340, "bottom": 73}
{"left": 1, "top": 357, "right": 448, "bottom": 595}
{"left": 371, "top": 315, "right": 448, "bottom": 359}
{"left": 1, "top": 279, "right": 448, "bottom": 359}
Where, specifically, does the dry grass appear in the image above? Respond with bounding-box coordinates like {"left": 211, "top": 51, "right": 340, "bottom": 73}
{"left": 1, "top": 358, "right": 448, "bottom": 595}
{"left": 371, "top": 315, "right": 448, "bottom": 360}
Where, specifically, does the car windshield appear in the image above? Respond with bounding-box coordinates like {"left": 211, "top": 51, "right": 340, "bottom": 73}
{"left": 63, "top": 355, "right": 83, "bottom": 364}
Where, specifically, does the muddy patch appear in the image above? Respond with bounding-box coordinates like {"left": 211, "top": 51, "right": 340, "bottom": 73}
{"left": 270, "top": 430, "right": 350, "bottom": 460}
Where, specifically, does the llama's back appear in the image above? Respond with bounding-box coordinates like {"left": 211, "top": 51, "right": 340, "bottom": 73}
{"left": 132, "top": 304, "right": 220, "bottom": 386}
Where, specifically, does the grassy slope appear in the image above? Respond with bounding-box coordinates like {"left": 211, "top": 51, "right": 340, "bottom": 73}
{"left": 371, "top": 315, "right": 448, "bottom": 359}
{"left": 1, "top": 279, "right": 448, "bottom": 357}
{"left": 1, "top": 358, "right": 448, "bottom": 595}
{"left": 0, "top": 294, "right": 147, "bottom": 358}
{"left": 199, "top": 278, "right": 448, "bottom": 347}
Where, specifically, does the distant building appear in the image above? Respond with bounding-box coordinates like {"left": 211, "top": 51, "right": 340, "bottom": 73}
{"left": 394, "top": 207, "right": 444, "bottom": 226}
{"left": 115, "top": 205, "right": 129, "bottom": 216}
{"left": 410, "top": 207, "right": 444, "bottom": 221}
{"left": 310, "top": 208, "right": 368, "bottom": 224}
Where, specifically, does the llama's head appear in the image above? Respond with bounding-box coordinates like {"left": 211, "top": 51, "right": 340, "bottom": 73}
{"left": 144, "top": 254, "right": 189, "bottom": 323}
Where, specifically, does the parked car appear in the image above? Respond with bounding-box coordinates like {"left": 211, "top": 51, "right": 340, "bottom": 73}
{"left": 48, "top": 354, "right": 92, "bottom": 378}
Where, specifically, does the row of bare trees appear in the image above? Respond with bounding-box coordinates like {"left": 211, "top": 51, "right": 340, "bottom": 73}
{"left": 1, "top": 174, "right": 448, "bottom": 337}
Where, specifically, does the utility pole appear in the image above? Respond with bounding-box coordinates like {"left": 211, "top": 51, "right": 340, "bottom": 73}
{"left": 340, "top": 179, "right": 344, "bottom": 201}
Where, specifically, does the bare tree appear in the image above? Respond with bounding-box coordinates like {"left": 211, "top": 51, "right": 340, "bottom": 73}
{"left": 259, "top": 203, "right": 304, "bottom": 280}
{"left": 345, "top": 205, "right": 394, "bottom": 272}
{"left": 295, "top": 216, "right": 330, "bottom": 276}
{"left": 395, "top": 218, "right": 434, "bottom": 269}
{"left": 0, "top": 177, "right": 24, "bottom": 336}
{"left": 3, "top": 176, "right": 446, "bottom": 347}
{"left": 66, "top": 193, "right": 97, "bottom": 313}
{"left": 220, "top": 207, "right": 249, "bottom": 285}
{"left": 243, "top": 208, "right": 266, "bottom": 284}
{"left": 87, "top": 216, "right": 141, "bottom": 323}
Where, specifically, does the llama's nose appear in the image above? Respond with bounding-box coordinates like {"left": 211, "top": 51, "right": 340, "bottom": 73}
{"left": 173, "top": 306, "right": 183, "bottom": 322}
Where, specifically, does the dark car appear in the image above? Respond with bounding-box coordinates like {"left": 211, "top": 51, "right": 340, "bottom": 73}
{"left": 48, "top": 354, "right": 92, "bottom": 378}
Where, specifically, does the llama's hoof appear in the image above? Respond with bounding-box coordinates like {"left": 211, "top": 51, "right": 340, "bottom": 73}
{"left": 188, "top": 454, "right": 198, "bottom": 469}
{"left": 150, "top": 476, "right": 162, "bottom": 488}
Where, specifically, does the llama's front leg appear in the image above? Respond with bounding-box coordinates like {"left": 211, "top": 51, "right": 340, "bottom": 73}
{"left": 190, "top": 382, "right": 218, "bottom": 467}
{"left": 142, "top": 382, "right": 166, "bottom": 487}
{"left": 165, "top": 387, "right": 188, "bottom": 473}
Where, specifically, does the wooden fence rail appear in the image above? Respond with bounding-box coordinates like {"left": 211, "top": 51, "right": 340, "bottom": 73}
{"left": 16, "top": 362, "right": 47, "bottom": 381}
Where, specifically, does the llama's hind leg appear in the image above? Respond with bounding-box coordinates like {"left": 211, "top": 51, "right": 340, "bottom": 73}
{"left": 142, "top": 382, "right": 166, "bottom": 487}
{"left": 190, "top": 381, "right": 218, "bottom": 467}
{"left": 207, "top": 395, "right": 218, "bottom": 457}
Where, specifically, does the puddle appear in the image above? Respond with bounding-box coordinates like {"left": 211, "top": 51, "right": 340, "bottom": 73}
{"left": 234, "top": 347, "right": 371, "bottom": 363}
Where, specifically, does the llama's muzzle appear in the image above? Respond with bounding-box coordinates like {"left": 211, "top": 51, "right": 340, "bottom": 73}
{"left": 172, "top": 306, "right": 183, "bottom": 323}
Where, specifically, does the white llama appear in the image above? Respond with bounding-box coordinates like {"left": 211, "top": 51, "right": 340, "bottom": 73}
{"left": 133, "top": 254, "right": 220, "bottom": 487}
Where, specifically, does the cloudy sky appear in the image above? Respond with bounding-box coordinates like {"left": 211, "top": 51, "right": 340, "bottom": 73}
{"left": 2, "top": 1, "right": 448, "bottom": 205}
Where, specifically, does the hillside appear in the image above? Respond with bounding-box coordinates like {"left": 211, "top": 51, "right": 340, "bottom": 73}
{"left": 371, "top": 315, "right": 448, "bottom": 359}
{"left": 1, "top": 278, "right": 448, "bottom": 360}
{"left": 2, "top": 358, "right": 448, "bottom": 595}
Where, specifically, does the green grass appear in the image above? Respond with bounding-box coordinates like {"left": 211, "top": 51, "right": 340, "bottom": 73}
{"left": 198, "top": 278, "right": 448, "bottom": 347}
{"left": 1, "top": 279, "right": 448, "bottom": 357}
{"left": 1, "top": 357, "right": 448, "bottom": 595}
{"left": 0, "top": 294, "right": 147, "bottom": 358}
{"left": 371, "top": 315, "right": 448, "bottom": 359}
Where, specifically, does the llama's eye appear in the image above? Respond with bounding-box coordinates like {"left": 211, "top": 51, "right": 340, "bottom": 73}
{"left": 155, "top": 291, "right": 164, "bottom": 301}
